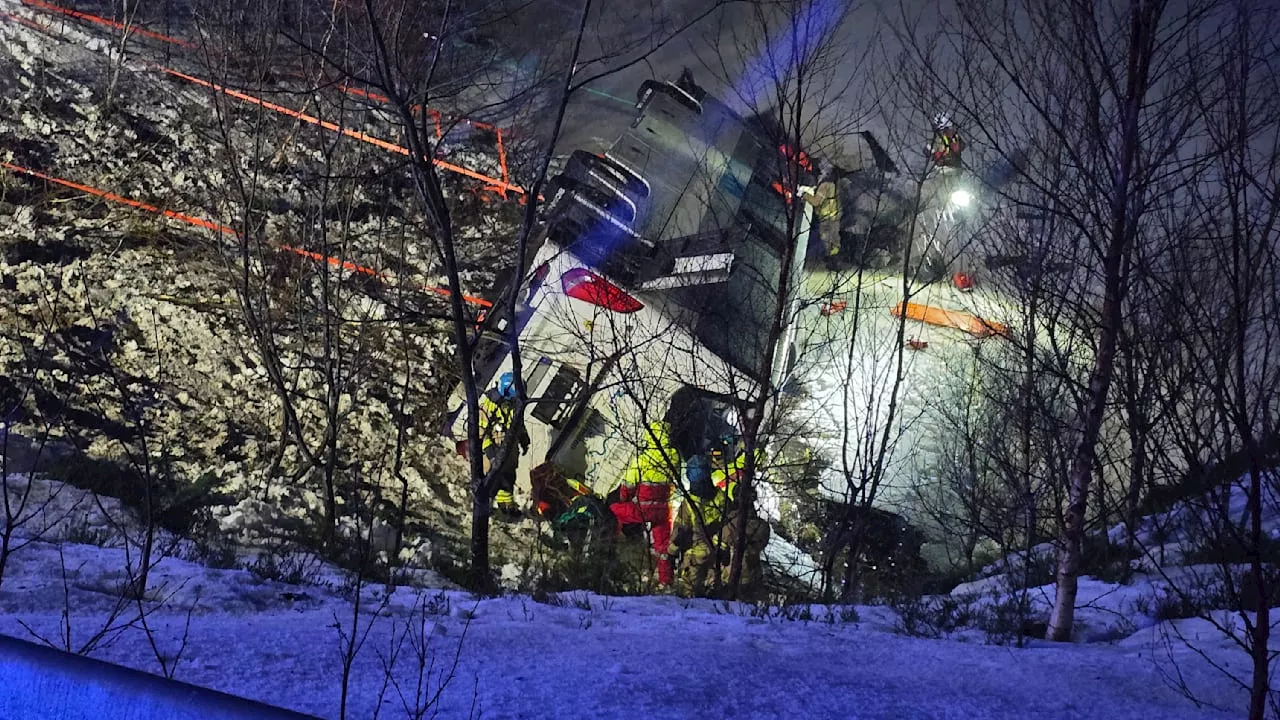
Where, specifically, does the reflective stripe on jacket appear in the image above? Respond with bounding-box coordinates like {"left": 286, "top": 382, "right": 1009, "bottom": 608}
{"left": 712, "top": 447, "right": 766, "bottom": 499}
{"left": 480, "top": 392, "right": 513, "bottom": 452}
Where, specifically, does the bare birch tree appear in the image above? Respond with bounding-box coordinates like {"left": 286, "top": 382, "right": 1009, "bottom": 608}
{"left": 899, "top": 0, "right": 1213, "bottom": 641}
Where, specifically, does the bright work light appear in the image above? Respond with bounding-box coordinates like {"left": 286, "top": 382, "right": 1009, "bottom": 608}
{"left": 950, "top": 189, "right": 973, "bottom": 207}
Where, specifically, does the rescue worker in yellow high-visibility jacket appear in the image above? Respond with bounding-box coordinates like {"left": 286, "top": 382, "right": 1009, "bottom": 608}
{"left": 480, "top": 372, "right": 529, "bottom": 519}
{"left": 609, "top": 421, "right": 680, "bottom": 585}
{"left": 930, "top": 113, "right": 964, "bottom": 171}
{"left": 668, "top": 483, "right": 727, "bottom": 597}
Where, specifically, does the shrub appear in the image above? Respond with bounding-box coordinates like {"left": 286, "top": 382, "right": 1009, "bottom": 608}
{"left": 1144, "top": 565, "right": 1280, "bottom": 619}
{"left": 244, "top": 545, "right": 323, "bottom": 586}
{"left": 892, "top": 593, "right": 974, "bottom": 638}
{"left": 44, "top": 454, "right": 136, "bottom": 504}
{"left": 43, "top": 454, "right": 224, "bottom": 535}
{"left": 524, "top": 531, "right": 644, "bottom": 597}
{"left": 977, "top": 593, "right": 1037, "bottom": 646}
{"left": 714, "top": 598, "right": 823, "bottom": 623}
{"left": 1078, "top": 533, "right": 1139, "bottom": 584}
{"left": 1148, "top": 590, "right": 1219, "bottom": 621}
{"left": 824, "top": 605, "right": 860, "bottom": 624}
{"left": 423, "top": 590, "right": 452, "bottom": 617}
{"left": 64, "top": 517, "right": 113, "bottom": 546}
{"left": 183, "top": 527, "right": 239, "bottom": 570}
{"left": 1184, "top": 534, "right": 1280, "bottom": 567}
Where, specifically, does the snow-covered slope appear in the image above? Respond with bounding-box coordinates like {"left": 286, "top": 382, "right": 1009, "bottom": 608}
{"left": 0, "top": 0, "right": 536, "bottom": 568}
{"left": 0, "top": 478, "right": 1249, "bottom": 719}
{"left": 0, "top": 539, "right": 1245, "bottom": 719}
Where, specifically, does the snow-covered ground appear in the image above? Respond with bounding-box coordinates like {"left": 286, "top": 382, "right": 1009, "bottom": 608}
{"left": 0, "top": 598, "right": 1243, "bottom": 719}
{"left": 0, "top": 475, "right": 1253, "bottom": 719}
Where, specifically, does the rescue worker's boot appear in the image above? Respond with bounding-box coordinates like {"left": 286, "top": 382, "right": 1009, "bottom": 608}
{"left": 495, "top": 489, "right": 523, "bottom": 521}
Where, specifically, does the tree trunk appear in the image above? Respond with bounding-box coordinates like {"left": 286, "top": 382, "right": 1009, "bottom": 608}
{"left": 1120, "top": 393, "right": 1147, "bottom": 581}
{"left": 470, "top": 493, "right": 493, "bottom": 591}
{"left": 1045, "top": 258, "right": 1124, "bottom": 642}
{"left": 0, "top": 528, "right": 11, "bottom": 593}
{"left": 1247, "top": 453, "right": 1270, "bottom": 720}
{"left": 1046, "top": 0, "right": 1157, "bottom": 643}
{"left": 725, "top": 439, "right": 756, "bottom": 599}
{"left": 840, "top": 512, "right": 869, "bottom": 602}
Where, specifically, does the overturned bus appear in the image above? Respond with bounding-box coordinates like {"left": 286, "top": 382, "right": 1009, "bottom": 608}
{"left": 444, "top": 75, "right": 815, "bottom": 498}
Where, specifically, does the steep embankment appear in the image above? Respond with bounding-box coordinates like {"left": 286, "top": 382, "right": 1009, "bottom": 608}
{"left": 0, "top": 0, "right": 529, "bottom": 570}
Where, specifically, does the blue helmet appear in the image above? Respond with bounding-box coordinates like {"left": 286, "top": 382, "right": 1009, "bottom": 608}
{"left": 496, "top": 372, "right": 517, "bottom": 399}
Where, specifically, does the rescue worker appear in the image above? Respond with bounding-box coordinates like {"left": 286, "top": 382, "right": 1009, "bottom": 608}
{"left": 479, "top": 372, "right": 529, "bottom": 519}
{"left": 667, "top": 461, "right": 726, "bottom": 597}
{"left": 720, "top": 482, "right": 771, "bottom": 601}
{"left": 675, "top": 67, "right": 707, "bottom": 103}
{"left": 710, "top": 440, "right": 770, "bottom": 599}
{"left": 711, "top": 440, "right": 766, "bottom": 495}
{"left": 609, "top": 421, "right": 680, "bottom": 586}
{"left": 685, "top": 452, "right": 713, "bottom": 500}
{"left": 529, "top": 461, "right": 593, "bottom": 519}
{"left": 930, "top": 113, "right": 964, "bottom": 171}
{"left": 805, "top": 175, "right": 842, "bottom": 261}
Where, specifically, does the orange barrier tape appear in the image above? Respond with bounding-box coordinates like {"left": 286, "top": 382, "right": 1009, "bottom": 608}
{"left": 21, "top": 0, "right": 193, "bottom": 47}
{"left": 160, "top": 67, "right": 527, "bottom": 197}
{"left": 279, "top": 245, "right": 492, "bottom": 307}
{"left": 891, "top": 301, "right": 1008, "bottom": 339}
{"left": 0, "top": 160, "right": 493, "bottom": 308}
{"left": 494, "top": 127, "right": 510, "bottom": 187}
{"left": 335, "top": 84, "right": 442, "bottom": 135}
{"left": 11, "top": 3, "right": 517, "bottom": 197}
{"left": 331, "top": 82, "right": 510, "bottom": 190}
{"left": 332, "top": 82, "right": 510, "bottom": 191}
{"left": 2, "top": 9, "right": 55, "bottom": 32}
{"left": 0, "top": 160, "right": 236, "bottom": 234}
{"left": 279, "top": 244, "right": 384, "bottom": 280}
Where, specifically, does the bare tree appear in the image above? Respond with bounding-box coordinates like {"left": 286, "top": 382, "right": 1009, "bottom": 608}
{"left": 1140, "top": 5, "right": 1280, "bottom": 714}
{"left": 336, "top": 0, "right": 593, "bottom": 589}
{"left": 186, "top": 0, "right": 463, "bottom": 569}
{"left": 898, "top": 0, "right": 1215, "bottom": 641}
{"left": 695, "top": 0, "right": 880, "bottom": 600}
{"left": 101, "top": 0, "right": 138, "bottom": 113}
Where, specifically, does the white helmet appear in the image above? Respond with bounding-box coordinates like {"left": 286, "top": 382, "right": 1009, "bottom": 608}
{"left": 933, "top": 113, "right": 951, "bottom": 129}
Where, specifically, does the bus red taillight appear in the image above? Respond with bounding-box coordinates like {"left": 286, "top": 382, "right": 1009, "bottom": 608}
{"left": 561, "top": 268, "right": 644, "bottom": 313}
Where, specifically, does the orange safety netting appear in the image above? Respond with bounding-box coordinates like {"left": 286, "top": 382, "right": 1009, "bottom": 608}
{"left": 0, "top": 160, "right": 493, "bottom": 309}
{"left": 333, "top": 82, "right": 512, "bottom": 192}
